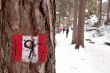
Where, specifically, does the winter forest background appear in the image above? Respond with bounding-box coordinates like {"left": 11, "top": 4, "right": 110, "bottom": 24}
{"left": 0, "top": 0, "right": 110, "bottom": 73}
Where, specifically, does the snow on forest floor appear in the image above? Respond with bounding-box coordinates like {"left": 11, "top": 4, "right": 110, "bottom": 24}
{"left": 55, "top": 30, "right": 110, "bottom": 73}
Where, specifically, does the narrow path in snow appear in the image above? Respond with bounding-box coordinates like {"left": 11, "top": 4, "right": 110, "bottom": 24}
{"left": 56, "top": 31, "right": 110, "bottom": 73}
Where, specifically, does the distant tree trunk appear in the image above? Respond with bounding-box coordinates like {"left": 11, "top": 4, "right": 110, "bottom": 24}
{"left": 75, "top": 0, "right": 86, "bottom": 49}
{"left": 98, "top": 0, "right": 102, "bottom": 26}
{"left": 71, "top": 0, "right": 78, "bottom": 44}
{"left": 106, "top": 0, "right": 110, "bottom": 24}
{"left": 58, "top": 14, "right": 60, "bottom": 33}
{"left": 0, "top": 0, "right": 56, "bottom": 73}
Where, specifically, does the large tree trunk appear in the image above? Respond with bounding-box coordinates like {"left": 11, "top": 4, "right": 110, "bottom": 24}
{"left": 0, "top": 0, "right": 56, "bottom": 73}
{"left": 75, "top": 0, "right": 86, "bottom": 49}
{"left": 71, "top": 0, "right": 78, "bottom": 44}
{"left": 0, "top": 0, "right": 2, "bottom": 47}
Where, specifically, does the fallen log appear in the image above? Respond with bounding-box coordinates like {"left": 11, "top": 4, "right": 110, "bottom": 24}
{"left": 104, "top": 42, "right": 110, "bottom": 46}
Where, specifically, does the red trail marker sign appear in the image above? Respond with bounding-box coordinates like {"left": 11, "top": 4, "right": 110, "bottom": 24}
{"left": 11, "top": 33, "right": 48, "bottom": 63}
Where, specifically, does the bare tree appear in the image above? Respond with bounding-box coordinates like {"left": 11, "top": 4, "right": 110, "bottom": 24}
{"left": 75, "top": 0, "right": 86, "bottom": 49}
{"left": 106, "top": 0, "right": 110, "bottom": 24}
{"left": 0, "top": 0, "right": 56, "bottom": 73}
{"left": 98, "top": 0, "right": 102, "bottom": 26}
{"left": 71, "top": 0, "right": 78, "bottom": 44}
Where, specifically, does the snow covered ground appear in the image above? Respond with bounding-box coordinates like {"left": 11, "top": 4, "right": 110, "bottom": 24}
{"left": 55, "top": 29, "right": 110, "bottom": 73}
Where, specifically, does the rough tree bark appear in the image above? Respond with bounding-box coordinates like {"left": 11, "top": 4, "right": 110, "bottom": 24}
{"left": 0, "top": 0, "right": 2, "bottom": 47}
{"left": 0, "top": 0, "right": 56, "bottom": 73}
{"left": 71, "top": 0, "right": 78, "bottom": 44}
{"left": 75, "top": 0, "right": 86, "bottom": 49}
